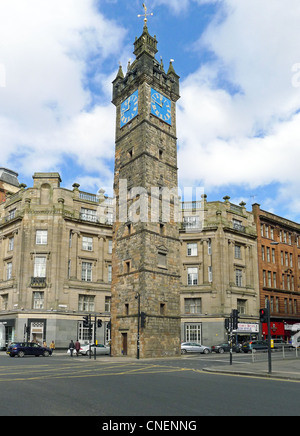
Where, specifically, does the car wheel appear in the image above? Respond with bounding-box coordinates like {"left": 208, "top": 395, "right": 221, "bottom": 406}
{"left": 18, "top": 351, "right": 25, "bottom": 358}
{"left": 203, "top": 349, "right": 209, "bottom": 354}
{"left": 181, "top": 349, "right": 187, "bottom": 355}
{"left": 43, "top": 351, "right": 50, "bottom": 357}
{"left": 219, "top": 348, "right": 224, "bottom": 354}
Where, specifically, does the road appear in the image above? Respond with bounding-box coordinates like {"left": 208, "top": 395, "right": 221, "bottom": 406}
{"left": 0, "top": 351, "right": 299, "bottom": 417}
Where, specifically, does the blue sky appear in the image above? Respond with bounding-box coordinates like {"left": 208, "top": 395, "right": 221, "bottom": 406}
{"left": 1, "top": 0, "right": 300, "bottom": 221}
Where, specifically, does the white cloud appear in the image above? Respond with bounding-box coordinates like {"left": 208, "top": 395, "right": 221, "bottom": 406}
{"left": 0, "top": 0, "right": 125, "bottom": 182}
{"left": 177, "top": 0, "right": 300, "bottom": 216}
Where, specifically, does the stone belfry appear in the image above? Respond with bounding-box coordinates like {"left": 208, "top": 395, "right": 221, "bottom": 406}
{"left": 111, "top": 5, "right": 181, "bottom": 358}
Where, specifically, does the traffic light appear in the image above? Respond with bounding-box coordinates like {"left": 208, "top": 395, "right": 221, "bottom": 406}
{"left": 140, "top": 312, "right": 146, "bottom": 328}
{"left": 97, "top": 319, "right": 102, "bottom": 328}
{"left": 259, "top": 308, "right": 268, "bottom": 323}
{"left": 232, "top": 309, "right": 239, "bottom": 330}
{"left": 83, "top": 315, "right": 90, "bottom": 328}
{"left": 224, "top": 318, "right": 230, "bottom": 331}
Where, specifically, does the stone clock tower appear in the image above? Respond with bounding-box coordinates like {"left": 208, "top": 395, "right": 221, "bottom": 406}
{"left": 111, "top": 14, "right": 181, "bottom": 358}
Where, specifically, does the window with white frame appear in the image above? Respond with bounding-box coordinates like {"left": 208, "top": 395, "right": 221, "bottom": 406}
{"left": 6, "top": 262, "right": 12, "bottom": 280}
{"left": 187, "top": 243, "right": 197, "bottom": 256}
{"left": 33, "top": 291, "right": 44, "bottom": 309}
{"left": 8, "top": 237, "right": 14, "bottom": 251}
{"left": 81, "top": 262, "right": 92, "bottom": 282}
{"left": 187, "top": 267, "right": 198, "bottom": 286}
{"left": 108, "top": 264, "right": 112, "bottom": 283}
{"left": 34, "top": 256, "right": 46, "bottom": 277}
{"left": 36, "top": 230, "right": 48, "bottom": 245}
{"left": 185, "top": 323, "right": 202, "bottom": 343}
{"left": 82, "top": 236, "right": 93, "bottom": 251}
{"left": 108, "top": 240, "right": 113, "bottom": 254}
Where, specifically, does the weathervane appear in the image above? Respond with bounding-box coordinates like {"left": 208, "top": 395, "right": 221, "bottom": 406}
{"left": 137, "top": 2, "right": 153, "bottom": 26}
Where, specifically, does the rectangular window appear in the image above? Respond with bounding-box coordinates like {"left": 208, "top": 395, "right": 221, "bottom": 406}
{"left": 235, "top": 269, "right": 242, "bottom": 287}
{"left": 6, "top": 262, "right": 12, "bottom": 280}
{"left": 187, "top": 243, "right": 197, "bottom": 256}
{"left": 33, "top": 292, "right": 44, "bottom": 309}
{"left": 184, "top": 298, "right": 201, "bottom": 314}
{"left": 185, "top": 323, "right": 202, "bottom": 343}
{"left": 36, "top": 230, "right": 48, "bottom": 245}
{"left": 34, "top": 257, "right": 46, "bottom": 278}
{"left": 8, "top": 237, "right": 14, "bottom": 251}
{"left": 187, "top": 268, "right": 198, "bottom": 286}
{"left": 82, "top": 236, "right": 93, "bottom": 251}
{"left": 105, "top": 296, "right": 111, "bottom": 312}
{"left": 235, "top": 245, "right": 242, "bottom": 259}
{"left": 108, "top": 264, "right": 112, "bottom": 283}
{"left": 237, "top": 299, "right": 246, "bottom": 315}
{"left": 78, "top": 294, "right": 95, "bottom": 312}
{"left": 81, "top": 262, "right": 92, "bottom": 282}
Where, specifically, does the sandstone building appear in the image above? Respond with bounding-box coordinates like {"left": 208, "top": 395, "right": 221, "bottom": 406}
{"left": 180, "top": 196, "right": 260, "bottom": 345}
{"left": 0, "top": 173, "right": 113, "bottom": 347}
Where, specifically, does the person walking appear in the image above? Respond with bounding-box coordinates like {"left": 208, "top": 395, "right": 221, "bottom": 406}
{"left": 50, "top": 340, "right": 55, "bottom": 355}
{"left": 75, "top": 339, "right": 81, "bottom": 357}
{"left": 69, "top": 340, "right": 75, "bottom": 357}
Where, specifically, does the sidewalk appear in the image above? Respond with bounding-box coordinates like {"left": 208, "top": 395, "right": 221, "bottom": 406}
{"left": 204, "top": 358, "right": 300, "bottom": 381}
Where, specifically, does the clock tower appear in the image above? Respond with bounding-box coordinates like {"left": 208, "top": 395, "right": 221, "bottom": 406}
{"left": 111, "top": 13, "right": 181, "bottom": 358}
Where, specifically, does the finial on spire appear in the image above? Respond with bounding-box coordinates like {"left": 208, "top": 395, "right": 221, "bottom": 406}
{"left": 137, "top": 2, "right": 153, "bottom": 26}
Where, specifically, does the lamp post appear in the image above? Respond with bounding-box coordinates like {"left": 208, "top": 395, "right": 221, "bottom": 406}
{"left": 135, "top": 292, "right": 140, "bottom": 360}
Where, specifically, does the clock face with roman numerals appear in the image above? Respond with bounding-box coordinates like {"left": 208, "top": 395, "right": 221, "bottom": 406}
{"left": 120, "top": 89, "right": 139, "bottom": 128}
{"left": 151, "top": 88, "right": 172, "bottom": 125}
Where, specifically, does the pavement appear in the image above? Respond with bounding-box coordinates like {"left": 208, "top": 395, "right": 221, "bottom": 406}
{"left": 203, "top": 357, "right": 300, "bottom": 381}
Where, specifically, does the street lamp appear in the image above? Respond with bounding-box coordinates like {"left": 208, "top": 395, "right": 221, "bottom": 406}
{"left": 135, "top": 292, "right": 140, "bottom": 360}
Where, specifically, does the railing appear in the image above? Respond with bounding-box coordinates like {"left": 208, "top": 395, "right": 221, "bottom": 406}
{"left": 30, "top": 277, "right": 47, "bottom": 288}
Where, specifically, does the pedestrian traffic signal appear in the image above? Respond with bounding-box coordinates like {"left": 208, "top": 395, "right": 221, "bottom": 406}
{"left": 140, "top": 312, "right": 146, "bottom": 328}
{"left": 259, "top": 308, "right": 268, "bottom": 323}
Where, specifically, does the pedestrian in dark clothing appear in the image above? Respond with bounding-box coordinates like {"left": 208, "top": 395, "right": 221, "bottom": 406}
{"left": 69, "top": 340, "right": 75, "bottom": 357}
{"left": 75, "top": 339, "right": 81, "bottom": 356}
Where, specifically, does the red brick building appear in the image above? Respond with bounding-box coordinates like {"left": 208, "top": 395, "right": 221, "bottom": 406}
{"left": 252, "top": 204, "right": 300, "bottom": 340}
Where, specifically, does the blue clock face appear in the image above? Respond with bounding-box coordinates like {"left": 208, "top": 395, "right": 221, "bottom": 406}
{"left": 120, "top": 89, "right": 139, "bottom": 128}
{"left": 151, "top": 88, "right": 172, "bottom": 125}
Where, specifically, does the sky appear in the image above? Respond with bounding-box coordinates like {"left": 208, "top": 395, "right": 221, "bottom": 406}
{"left": 1, "top": 0, "right": 300, "bottom": 221}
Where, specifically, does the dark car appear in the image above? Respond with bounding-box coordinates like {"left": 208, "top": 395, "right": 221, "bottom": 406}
{"left": 7, "top": 342, "right": 52, "bottom": 357}
{"left": 242, "top": 340, "right": 268, "bottom": 353}
{"left": 211, "top": 343, "right": 241, "bottom": 353}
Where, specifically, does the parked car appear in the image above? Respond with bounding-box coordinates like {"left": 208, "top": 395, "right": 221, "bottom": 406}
{"left": 181, "top": 342, "right": 211, "bottom": 354}
{"left": 80, "top": 343, "right": 110, "bottom": 356}
{"left": 211, "top": 343, "right": 241, "bottom": 353}
{"left": 6, "top": 342, "right": 52, "bottom": 357}
{"left": 242, "top": 340, "right": 268, "bottom": 353}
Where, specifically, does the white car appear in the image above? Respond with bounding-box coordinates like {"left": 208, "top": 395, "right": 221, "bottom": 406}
{"left": 80, "top": 343, "right": 110, "bottom": 356}
{"left": 181, "top": 342, "right": 211, "bottom": 355}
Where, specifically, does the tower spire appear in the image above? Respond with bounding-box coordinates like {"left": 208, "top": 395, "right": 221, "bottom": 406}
{"left": 137, "top": 2, "right": 153, "bottom": 28}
